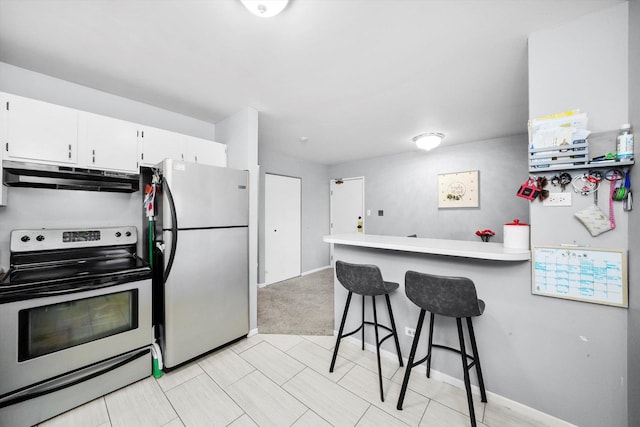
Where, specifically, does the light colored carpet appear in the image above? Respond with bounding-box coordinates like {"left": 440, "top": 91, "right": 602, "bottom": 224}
{"left": 258, "top": 268, "right": 334, "bottom": 336}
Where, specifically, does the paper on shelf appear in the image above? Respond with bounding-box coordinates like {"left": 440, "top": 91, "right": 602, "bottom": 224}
{"left": 528, "top": 110, "right": 589, "bottom": 149}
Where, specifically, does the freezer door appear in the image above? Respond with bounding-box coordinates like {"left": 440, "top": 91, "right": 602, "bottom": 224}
{"left": 162, "top": 159, "right": 248, "bottom": 229}
{"left": 162, "top": 227, "right": 248, "bottom": 368}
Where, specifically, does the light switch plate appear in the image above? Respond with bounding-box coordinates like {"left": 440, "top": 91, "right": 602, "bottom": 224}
{"left": 543, "top": 192, "right": 572, "bottom": 206}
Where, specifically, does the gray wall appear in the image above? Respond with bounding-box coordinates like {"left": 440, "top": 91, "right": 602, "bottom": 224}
{"left": 527, "top": 3, "right": 628, "bottom": 132}
{"left": 528, "top": 4, "right": 630, "bottom": 426}
{"left": 627, "top": 0, "right": 640, "bottom": 424}
{"left": 329, "top": 135, "right": 530, "bottom": 243}
{"left": 258, "top": 147, "right": 331, "bottom": 283}
{"left": 0, "top": 63, "right": 217, "bottom": 267}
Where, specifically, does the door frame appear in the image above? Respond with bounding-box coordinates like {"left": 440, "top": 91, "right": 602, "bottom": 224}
{"left": 263, "top": 172, "right": 302, "bottom": 286}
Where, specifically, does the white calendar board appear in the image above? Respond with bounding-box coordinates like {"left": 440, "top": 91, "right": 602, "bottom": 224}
{"left": 532, "top": 246, "right": 628, "bottom": 307}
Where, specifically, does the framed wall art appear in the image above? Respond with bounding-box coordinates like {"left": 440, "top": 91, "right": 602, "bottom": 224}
{"left": 438, "top": 170, "right": 479, "bottom": 208}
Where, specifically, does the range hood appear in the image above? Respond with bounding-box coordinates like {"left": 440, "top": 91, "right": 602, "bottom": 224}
{"left": 3, "top": 161, "right": 140, "bottom": 193}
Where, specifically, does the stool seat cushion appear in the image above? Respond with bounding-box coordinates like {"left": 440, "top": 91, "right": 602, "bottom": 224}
{"left": 336, "top": 261, "right": 398, "bottom": 296}
{"left": 383, "top": 281, "right": 400, "bottom": 293}
{"left": 405, "top": 270, "right": 484, "bottom": 318}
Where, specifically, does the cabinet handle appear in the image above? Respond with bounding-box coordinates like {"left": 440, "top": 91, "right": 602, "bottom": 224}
{"left": 68, "top": 144, "right": 72, "bottom": 159}
{"left": 195, "top": 155, "right": 198, "bottom": 163}
{"left": 92, "top": 149, "right": 96, "bottom": 163}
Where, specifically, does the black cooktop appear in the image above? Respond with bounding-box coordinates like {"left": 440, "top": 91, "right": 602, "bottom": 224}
{"left": 0, "top": 246, "right": 151, "bottom": 303}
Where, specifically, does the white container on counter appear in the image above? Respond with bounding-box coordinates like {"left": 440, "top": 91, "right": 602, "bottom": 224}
{"left": 504, "top": 219, "right": 530, "bottom": 249}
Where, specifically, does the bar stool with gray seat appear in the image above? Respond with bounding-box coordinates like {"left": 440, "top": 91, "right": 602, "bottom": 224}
{"left": 329, "top": 260, "right": 403, "bottom": 402}
{"left": 397, "top": 270, "right": 487, "bottom": 427}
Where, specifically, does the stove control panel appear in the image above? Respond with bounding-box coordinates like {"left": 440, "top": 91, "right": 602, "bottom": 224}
{"left": 62, "top": 230, "right": 101, "bottom": 243}
{"left": 10, "top": 226, "right": 138, "bottom": 252}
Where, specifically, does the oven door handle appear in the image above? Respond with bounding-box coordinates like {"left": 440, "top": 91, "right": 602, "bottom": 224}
{"left": 0, "top": 348, "right": 150, "bottom": 409}
{"left": 162, "top": 176, "right": 178, "bottom": 284}
{"left": 1, "top": 280, "right": 133, "bottom": 302}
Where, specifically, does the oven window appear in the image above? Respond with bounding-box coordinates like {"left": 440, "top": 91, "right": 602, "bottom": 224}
{"left": 18, "top": 290, "right": 139, "bottom": 361}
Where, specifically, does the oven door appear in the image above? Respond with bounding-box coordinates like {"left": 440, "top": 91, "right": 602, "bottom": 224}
{"left": 0, "top": 278, "right": 152, "bottom": 396}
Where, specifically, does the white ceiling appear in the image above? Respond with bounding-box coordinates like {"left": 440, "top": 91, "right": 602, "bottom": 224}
{"left": 0, "top": 0, "right": 624, "bottom": 165}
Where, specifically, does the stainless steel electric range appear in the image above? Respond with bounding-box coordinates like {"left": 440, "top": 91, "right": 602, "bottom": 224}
{"left": 0, "top": 226, "right": 153, "bottom": 427}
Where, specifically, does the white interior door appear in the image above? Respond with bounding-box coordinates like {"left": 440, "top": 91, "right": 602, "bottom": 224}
{"left": 330, "top": 177, "right": 365, "bottom": 235}
{"left": 265, "top": 174, "right": 301, "bottom": 285}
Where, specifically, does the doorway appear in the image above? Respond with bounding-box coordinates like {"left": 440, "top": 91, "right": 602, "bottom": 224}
{"left": 330, "top": 177, "right": 365, "bottom": 261}
{"left": 264, "top": 173, "right": 301, "bottom": 285}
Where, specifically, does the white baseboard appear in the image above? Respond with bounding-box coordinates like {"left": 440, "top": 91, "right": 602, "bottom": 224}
{"left": 247, "top": 328, "right": 259, "bottom": 337}
{"left": 337, "top": 333, "right": 576, "bottom": 427}
{"left": 301, "top": 265, "right": 332, "bottom": 276}
{"left": 259, "top": 265, "right": 332, "bottom": 288}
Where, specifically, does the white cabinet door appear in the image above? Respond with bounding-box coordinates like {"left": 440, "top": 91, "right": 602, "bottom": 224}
{"left": 139, "top": 126, "right": 186, "bottom": 167}
{"left": 81, "top": 113, "right": 139, "bottom": 172}
{"left": 3, "top": 93, "right": 78, "bottom": 164}
{"left": 185, "top": 135, "right": 227, "bottom": 167}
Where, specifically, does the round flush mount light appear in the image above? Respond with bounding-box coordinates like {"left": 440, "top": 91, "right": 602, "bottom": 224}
{"left": 412, "top": 132, "right": 445, "bottom": 151}
{"left": 240, "top": 0, "right": 289, "bottom": 18}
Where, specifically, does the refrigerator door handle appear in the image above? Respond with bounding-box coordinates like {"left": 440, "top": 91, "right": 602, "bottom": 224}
{"left": 162, "top": 176, "right": 179, "bottom": 284}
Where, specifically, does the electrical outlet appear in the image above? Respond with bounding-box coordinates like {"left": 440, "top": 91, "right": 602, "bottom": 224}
{"left": 405, "top": 327, "right": 415, "bottom": 337}
{"left": 543, "top": 192, "right": 572, "bottom": 207}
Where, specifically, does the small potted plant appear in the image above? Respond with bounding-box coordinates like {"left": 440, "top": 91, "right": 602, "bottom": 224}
{"left": 475, "top": 229, "right": 495, "bottom": 242}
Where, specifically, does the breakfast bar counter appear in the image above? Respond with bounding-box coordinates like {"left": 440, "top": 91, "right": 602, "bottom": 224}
{"left": 323, "top": 233, "right": 531, "bottom": 261}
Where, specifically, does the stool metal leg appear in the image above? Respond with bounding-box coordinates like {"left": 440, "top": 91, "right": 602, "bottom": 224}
{"left": 397, "top": 309, "right": 426, "bottom": 410}
{"left": 456, "top": 318, "right": 477, "bottom": 427}
{"left": 330, "top": 291, "right": 353, "bottom": 373}
{"left": 361, "top": 295, "right": 365, "bottom": 350}
{"left": 371, "top": 295, "right": 385, "bottom": 401}
{"left": 466, "top": 317, "right": 487, "bottom": 402}
{"left": 384, "top": 294, "right": 404, "bottom": 367}
{"left": 426, "top": 312, "right": 435, "bottom": 378}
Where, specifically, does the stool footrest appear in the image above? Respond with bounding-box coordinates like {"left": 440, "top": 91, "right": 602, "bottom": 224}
{"left": 431, "top": 343, "right": 477, "bottom": 371}
{"left": 377, "top": 331, "right": 395, "bottom": 347}
{"left": 338, "top": 322, "right": 396, "bottom": 348}
{"left": 339, "top": 324, "right": 364, "bottom": 340}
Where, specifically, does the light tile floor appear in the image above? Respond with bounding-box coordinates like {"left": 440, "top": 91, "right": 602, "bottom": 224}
{"left": 39, "top": 334, "right": 565, "bottom": 427}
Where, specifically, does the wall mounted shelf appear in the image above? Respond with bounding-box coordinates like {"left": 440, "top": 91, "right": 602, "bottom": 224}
{"left": 529, "top": 158, "right": 634, "bottom": 173}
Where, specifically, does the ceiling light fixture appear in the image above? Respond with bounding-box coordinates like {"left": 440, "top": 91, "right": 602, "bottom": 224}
{"left": 412, "top": 132, "right": 445, "bottom": 151}
{"left": 240, "top": 0, "right": 289, "bottom": 18}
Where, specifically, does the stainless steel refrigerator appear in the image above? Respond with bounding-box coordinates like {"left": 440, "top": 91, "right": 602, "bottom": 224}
{"left": 149, "top": 159, "right": 249, "bottom": 369}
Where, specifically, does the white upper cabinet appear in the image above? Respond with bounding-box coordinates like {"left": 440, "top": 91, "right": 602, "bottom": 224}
{"left": 139, "top": 126, "right": 186, "bottom": 167}
{"left": 185, "top": 135, "right": 227, "bottom": 167}
{"left": 79, "top": 113, "right": 140, "bottom": 173}
{"left": 3, "top": 93, "right": 78, "bottom": 165}
{"left": 0, "top": 92, "right": 226, "bottom": 173}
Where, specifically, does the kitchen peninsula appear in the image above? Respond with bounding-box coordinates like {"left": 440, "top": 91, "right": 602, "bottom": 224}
{"left": 323, "top": 233, "right": 576, "bottom": 425}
